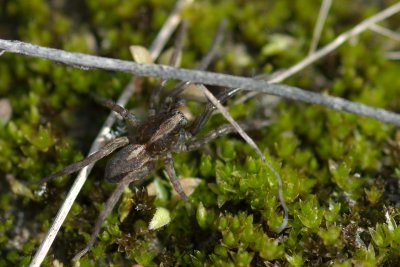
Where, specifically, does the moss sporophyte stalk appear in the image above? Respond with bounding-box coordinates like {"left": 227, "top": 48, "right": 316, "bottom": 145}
{"left": 1, "top": 1, "right": 400, "bottom": 266}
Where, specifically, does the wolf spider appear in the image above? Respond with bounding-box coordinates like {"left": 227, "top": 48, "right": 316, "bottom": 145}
{"left": 39, "top": 78, "right": 270, "bottom": 261}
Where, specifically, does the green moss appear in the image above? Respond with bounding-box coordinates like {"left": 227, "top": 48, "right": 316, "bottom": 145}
{"left": 1, "top": 0, "right": 400, "bottom": 266}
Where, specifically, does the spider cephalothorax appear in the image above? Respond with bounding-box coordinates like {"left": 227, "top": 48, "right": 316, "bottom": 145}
{"left": 104, "top": 109, "right": 187, "bottom": 184}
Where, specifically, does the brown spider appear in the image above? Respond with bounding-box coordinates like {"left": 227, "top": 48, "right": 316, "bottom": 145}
{"left": 39, "top": 84, "right": 270, "bottom": 261}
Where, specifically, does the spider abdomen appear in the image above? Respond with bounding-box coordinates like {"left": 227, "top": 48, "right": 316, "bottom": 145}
{"left": 104, "top": 144, "right": 154, "bottom": 183}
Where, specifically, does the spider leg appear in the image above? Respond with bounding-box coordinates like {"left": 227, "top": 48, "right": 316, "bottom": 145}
{"left": 91, "top": 93, "right": 140, "bottom": 132}
{"left": 149, "top": 22, "right": 188, "bottom": 116}
{"left": 177, "top": 120, "right": 271, "bottom": 152}
{"left": 189, "top": 87, "right": 241, "bottom": 136}
{"left": 72, "top": 177, "right": 131, "bottom": 262}
{"left": 163, "top": 153, "right": 188, "bottom": 202}
{"left": 149, "top": 81, "right": 168, "bottom": 117}
{"left": 39, "top": 137, "right": 129, "bottom": 184}
{"left": 161, "top": 20, "right": 226, "bottom": 103}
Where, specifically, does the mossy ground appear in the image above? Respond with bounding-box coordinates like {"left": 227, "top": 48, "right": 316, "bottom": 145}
{"left": 1, "top": 0, "right": 400, "bottom": 266}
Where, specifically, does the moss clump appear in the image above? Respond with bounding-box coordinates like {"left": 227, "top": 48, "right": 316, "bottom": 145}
{"left": 1, "top": 0, "right": 400, "bottom": 266}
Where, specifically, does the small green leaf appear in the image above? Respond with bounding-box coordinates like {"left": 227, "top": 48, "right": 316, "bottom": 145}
{"left": 149, "top": 207, "right": 171, "bottom": 230}
{"left": 24, "top": 125, "right": 55, "bottom": 152}
{"left": 365, "top": 185, "right": 382, "bottom": 204}
{"left": 222, "top": 230, "right": 236, "bottom": 247}
{"left": 196, "top": 202, "right": 208, "bottom": 229}
{"left": 325, "top": 201, "right": 341, "bottom": 223}
{"left": 318, "top": 226, "right": 341, "bottom": 246}
{"left": 285, "top": 253, "right": 304, "bottom": 267}
{"left": 262, "top": 34, "right": 297, "bottom": 57}
{"left": 369, "top": 223, "right": 391, "bottom": 248}
{"left": 297, "top": 197, "right": 324, "bottom": 230}
{"left": 129, "top": 45, "right": 153, "bottom": 64}
{"left": 5, "top": 174, "right": 35, "bottom": 200}
{"left": 118, "top": 188, "right": 133, "bottom": 222}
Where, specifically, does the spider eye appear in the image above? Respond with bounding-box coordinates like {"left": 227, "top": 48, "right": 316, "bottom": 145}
{"left": 170, "top": 110, "right": 188, "bottom": 127}
{"left": 181, "top": 118, "right": 188, "bottom": 126}
{"left": 175, "top": 110, "right": 187, "bottom": 125}
{"left": 175, "top": 107, "right": 191, "bottom": 123}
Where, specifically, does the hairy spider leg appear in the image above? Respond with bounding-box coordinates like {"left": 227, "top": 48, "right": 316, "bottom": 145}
{"left": 39, "top": 137, "right": 129, "bottom": 184}
{"left": 177, "top": 120, "right": 271, "bottom": 152}
{"left": 91, "top": 94, "right": 140, "bottom": 139}
{"left": 72, "top": 175, "right": 132, "bottom": 262}
{"left": 189, "top": 87, "right": 241, "bottom": 136}
{"left": 163, "top": 20, "right": 226, "bottom": 102}
{"left": 163, "top": 153, "right": 189, "bottom": 201}
{"left": 149, "top": 21, "right": 188, "bottom": 116}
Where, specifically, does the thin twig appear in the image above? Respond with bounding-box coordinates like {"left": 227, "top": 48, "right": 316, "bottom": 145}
{"left": 150, "top": 20, "right": 188, "bottom": 114}
{"left": 386, "top": 51, "right": 400, "bottom": 60}
{"left": 369, "top": 23, "right": 400, "bottom": 43}
{"left": 165, "top": 19, "right": 227, "bottom": 99}
{"left": 201, "top": 85, "right": 288, "bottom": 232}
{"left": 28, "top": 0, "right": 188, "bottom": 266}
{"left": 241, "top": 1, "right": 400, "bottom": 101}
{"left": 149, "top": 0, "right": 190, "bottom": 60}
{"left": 308, "top": 0, "right": 332, "bottom": 55}
{"left": 198, "top": 19, "right": 227, "bottom": 70}
{"left": 269, "top": 2, "right": 400, "bottom": 83}
{"left": 231, "top": 71, "right": 284, "bottom": 105}
{"left": 1, "top": 39, "right": 400, "bottom": 127}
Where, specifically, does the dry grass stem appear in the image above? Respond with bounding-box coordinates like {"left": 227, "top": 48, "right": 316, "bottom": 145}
{"left": 308, "top": 0, "right": 332, "bottom": 55}
{"left": 369, "top": 23, "right": 400, "bottom": 43}
{"left": 242, "top": 2, "right": 400, "bottom": 100}
{"left": 201, "top": 85, "right": 289, "bottom": 232}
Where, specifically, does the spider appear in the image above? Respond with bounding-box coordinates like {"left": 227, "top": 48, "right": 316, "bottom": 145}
{"left": 39, "top": 82, "right": 270, "bottom": 261}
